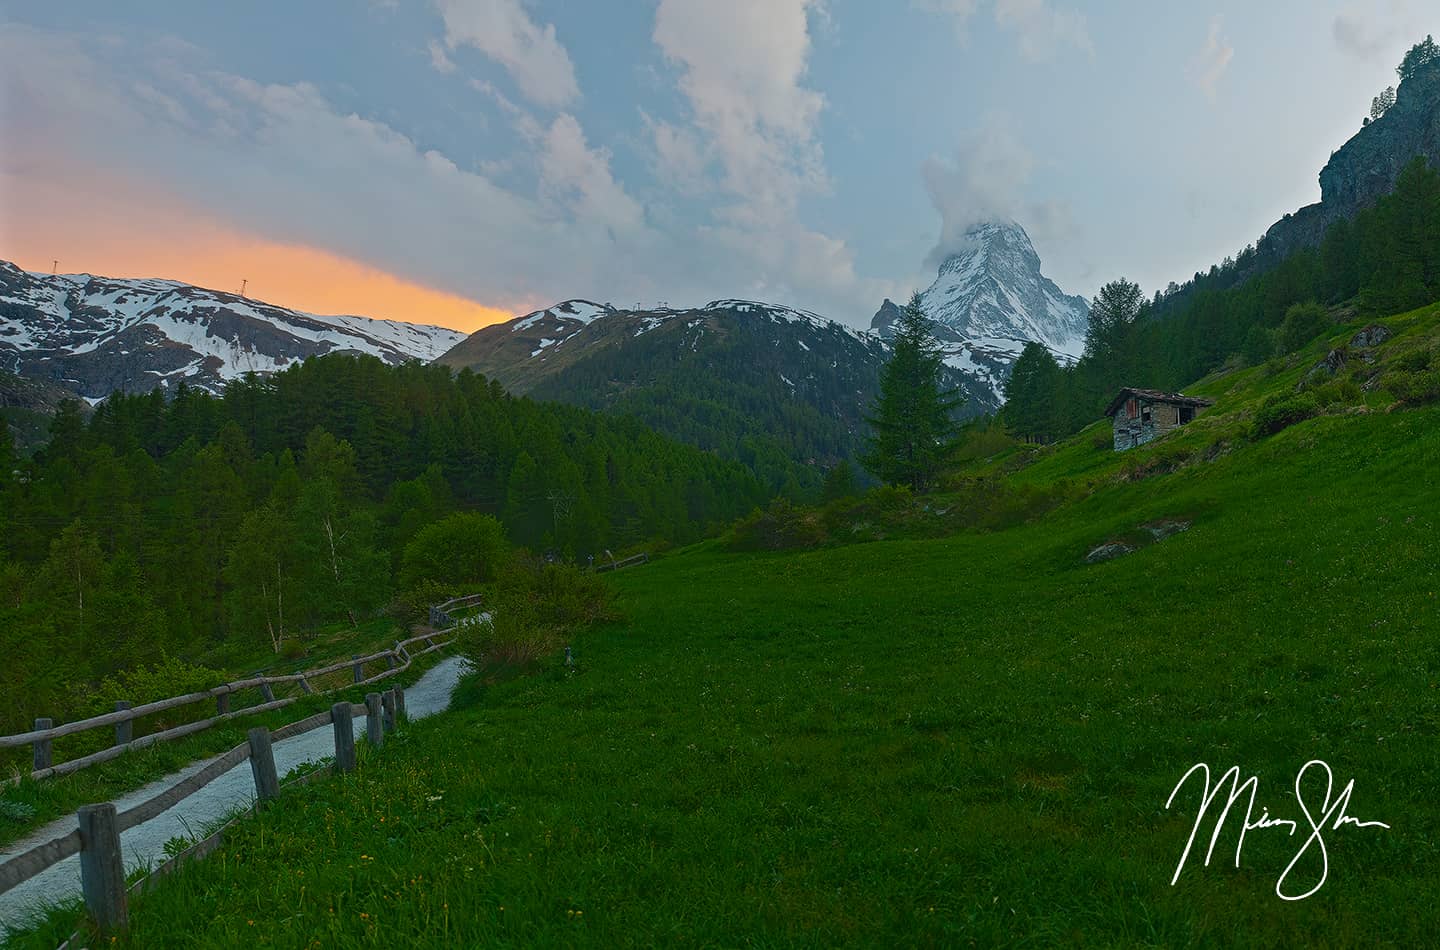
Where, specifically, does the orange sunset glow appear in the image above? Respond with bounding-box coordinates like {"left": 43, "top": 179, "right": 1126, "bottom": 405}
{"left": 1, "top": 171, "right": 516, "bottom": 334}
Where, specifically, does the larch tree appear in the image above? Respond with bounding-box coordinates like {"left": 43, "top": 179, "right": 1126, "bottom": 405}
{"left": 860, "top": 293, "right": 964, "bottom": 491}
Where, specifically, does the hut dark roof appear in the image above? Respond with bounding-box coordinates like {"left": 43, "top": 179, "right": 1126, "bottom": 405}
{"left": 1104, "top": 388, "right": 1215, "bottom": 417}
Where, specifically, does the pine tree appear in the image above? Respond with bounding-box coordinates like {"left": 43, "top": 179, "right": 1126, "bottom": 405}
{"left": 1003, "top": 343, "right": 1062, "bottom": 443}
{"left": 1398, "top": 35, "right": 1439, "bottom": 83}
{"left": 860, "top": 293, "right": 964, "bottom": 491}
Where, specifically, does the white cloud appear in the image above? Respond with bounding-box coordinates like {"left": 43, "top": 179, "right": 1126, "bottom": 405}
{"left": 916, "top": 0, "right": 1091, "bottom": 60}
{"left": 1189, "top": 16, "right": 1233, "bottom": 101}
{"left": 434, "top": 0, "right": 579, "bottom": 108}
{"left": 914, "top": 0, "right": 981, "bottom": 39}
{"left": 427, "top": 39, "right": 455, "bottom": 74}
{"left": 1, "top": 23, "right": 896, "bottom": 324}
{"left": 922, "top": 124, "right": 1079, "bottom": 273}
{"left": 639, "top": 0, "right": 902, "bottom": 319}
{"left": 992, "top": 0, "right": 1092, "bottom": 61}
{"left": 653, "top": 0, "right": 828, "bottom": 219}
{"left": 1333, "top": 1, "right": 1432, "bottom": 63}
{"left": 537, "top": 113, "right": 647, "bottom": 239}
{"left": 642, "top": 112, "right": 709, "bottom": 193}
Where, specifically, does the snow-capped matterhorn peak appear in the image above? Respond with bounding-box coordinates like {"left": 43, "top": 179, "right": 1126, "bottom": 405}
{"left": 870, "top": 219, "right": 1088, "bottom": 401}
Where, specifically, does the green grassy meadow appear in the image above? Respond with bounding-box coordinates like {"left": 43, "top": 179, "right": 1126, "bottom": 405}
{"left": 10, "top": 312, "right": 1440, "bottom": 947}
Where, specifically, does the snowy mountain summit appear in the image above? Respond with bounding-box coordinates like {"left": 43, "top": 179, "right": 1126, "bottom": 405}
{"left": 871, "top": 220, "right": 1088, "bottom": 400}
{"left": 0, "top": 262, "right": 466, "bottom": 401}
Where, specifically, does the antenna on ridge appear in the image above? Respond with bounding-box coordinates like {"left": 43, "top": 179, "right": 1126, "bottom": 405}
{"left": 239, "top": 279, "right": 248, "bottom": 297}
{"left": 52, "top": 259, "right": 58, "bottom": 275}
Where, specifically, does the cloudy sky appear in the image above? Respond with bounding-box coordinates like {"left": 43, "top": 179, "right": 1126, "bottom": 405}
{"left": 1, "top": 1, "right": 1434, "bottom": 331}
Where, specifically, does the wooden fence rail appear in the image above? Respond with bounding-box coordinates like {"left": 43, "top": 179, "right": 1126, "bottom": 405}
{"left": 594, "top": 552, "right": 650, "bottom": 574}
{"left": 429, "top": 592, "right": 485, "bottom": 630}
{"left": 1, "top": 614, "right": 466, "bottom": 786}
{"left": 1, "top": 685, "right": 409, "bottom": 940}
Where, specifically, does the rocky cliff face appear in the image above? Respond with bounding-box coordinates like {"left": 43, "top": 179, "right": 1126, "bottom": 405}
{"left": 1263, "top": 60, "right": 1440, "bottom": 257}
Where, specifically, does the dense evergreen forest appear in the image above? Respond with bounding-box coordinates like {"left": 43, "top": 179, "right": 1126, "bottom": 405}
{"left": 1003, "top": 155, "right": 1440, "bottom": 442}
{"left": 0, "top": 356, "right": 767, "bottom": 729}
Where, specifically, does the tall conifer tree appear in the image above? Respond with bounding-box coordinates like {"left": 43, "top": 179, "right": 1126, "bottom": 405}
{"left": 860, "top": 293, "right": 963, "bottom": 491}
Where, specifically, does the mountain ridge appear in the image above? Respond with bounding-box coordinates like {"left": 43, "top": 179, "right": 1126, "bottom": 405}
{"left": 436, "top": 296, "right": 995, "bottom": 490}
{"left": 0, "top": 262, "right": 466, "bottom": 400}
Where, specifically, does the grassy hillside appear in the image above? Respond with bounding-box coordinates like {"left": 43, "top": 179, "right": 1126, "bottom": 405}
{"left": 13, "top": 308, "right": 1440, "bottom": 946}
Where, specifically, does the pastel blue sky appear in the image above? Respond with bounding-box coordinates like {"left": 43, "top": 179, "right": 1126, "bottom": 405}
{"left": 1, "top": 1, "right": 1435, "bottom": 329}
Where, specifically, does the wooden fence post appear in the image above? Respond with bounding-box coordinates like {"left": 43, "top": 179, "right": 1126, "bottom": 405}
{"left": 33, "top": 718, "right": 53, "bottom": 772}
{"left": 386, "top": 650, "right": 398, "bottom": 671}
{"left": 247, "top": 727, "right": 280, "bottom": 805}
{"left": 77, "top": 802, "right": 128, "bottom": 934}
{"left": 259, "top": 682, "right": 276, "bottom": 703}
{"left": 352, "top": 655, "right": 363, "bottom": 684}
{"left": 365, "top": 693, "right": 384, "bottom": 749}
{"left": 393, "top": 686, "right": 406, "bottom": 724}
{"left": 381, "top": 690, "right": 396, "bottom": 733}
{"left": 114, "top": 702, "right": 132, "bottom": 746}
{"left": 299, "top": 677, "right": 314, "bottom": 695}
{"left": 331, "top": 703, "right": 356, "bottom": 773}
{"left": 216, "top": 692, "right": 231, "bottom": 716}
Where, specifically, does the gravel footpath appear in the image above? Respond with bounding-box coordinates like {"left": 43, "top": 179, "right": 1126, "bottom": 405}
{"left": 0, "top": 655, "right": 470, "bottom": 932}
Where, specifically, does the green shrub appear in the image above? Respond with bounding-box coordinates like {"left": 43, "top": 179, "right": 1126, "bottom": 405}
{"left": 1310, "top": 379, "right": 1363, "bottom": 408}
{"left": 458, "top": 560, "right": 614, "bottom": 672}
{"left": 1252, "top": 393, "right": 1320, "bottom": 438}
{"left": 90, "top": 655, "right": 229, "bottom": 711}
{"left": 1393, "top": 348, "right": 1433, "bottom": 373}
{"left": 86, "top": 655, "right": 231, "bottom": 734}
{"left": 389, "top": 579, "right": 466, "bottom": 625}
{"left": 399, "top": 513, "right": 510, "bottom": 590}
{"left": 1275, "top": 302, "right": 1331, "bottom": 355}
{"left": 726, "top": 499, "right": 828, "bottom": 551}
{"left": 1384, "top": 370, "right": 1440, "bottom": 406}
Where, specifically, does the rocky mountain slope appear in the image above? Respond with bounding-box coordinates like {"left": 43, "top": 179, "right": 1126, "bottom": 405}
{"left": 437, "top": 298, "right": 993, "bottom": 489}
{"left": 870, "top": 220, "right": 1089, "bottom": 400}
{"left": 0, "top": 262, "right": 466, "bottom": 400}
{"left": 1262, "top": 58, "right": 1440, "bottom": 259}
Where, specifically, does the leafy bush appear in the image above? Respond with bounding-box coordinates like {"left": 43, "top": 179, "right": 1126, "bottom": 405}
{"left": 1384, "top": 370, "right": 1440, "bottom": 406}
{"left": 1309, "top": 379, "right": 1363, "bottom": 408}
{"left": 86, "top": 655, "right": 231, "bottom": 734}
{"left": 1252, "top": 393, "right": 1320, "bottom": 438}
{"left": 399, "top": 513, "right": 510, "bottom": 590}
{"left": 725, "top": 499, "right": 828, "bottom": 551}
{"left": 458, "top": 560, "right": 614, "bottom": 672}
{"left": 389, "top": 579, "right": 466, "bottom": 625}
{"left": 90, "top": 655, "right": 229, "bottom": 711}
{"left": 1393, "top": 348, "right": 1433, "bottom": 373}
{"left": 1275, "top": 302, "right": 1331, "bottom": 355}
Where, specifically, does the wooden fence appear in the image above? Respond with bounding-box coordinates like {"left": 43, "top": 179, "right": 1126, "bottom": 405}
{"left": 428, "top": 592, "right": 485, "bottom": 630}
{"left": 0, "top": 628, "right": 460, "bottom": 786}
{"left": 594, "top": 552, "right": 649, "bottom": 574}
{"left": 0, "top": 684, "right": 410, "bottom": 940}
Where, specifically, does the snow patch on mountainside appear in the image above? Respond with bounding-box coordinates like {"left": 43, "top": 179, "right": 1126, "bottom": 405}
{"left": 0, "top": 262, "right": 466, "bottom": 398}
{"left": 871, "top": 220, "right": 1088, "bottom": 402}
